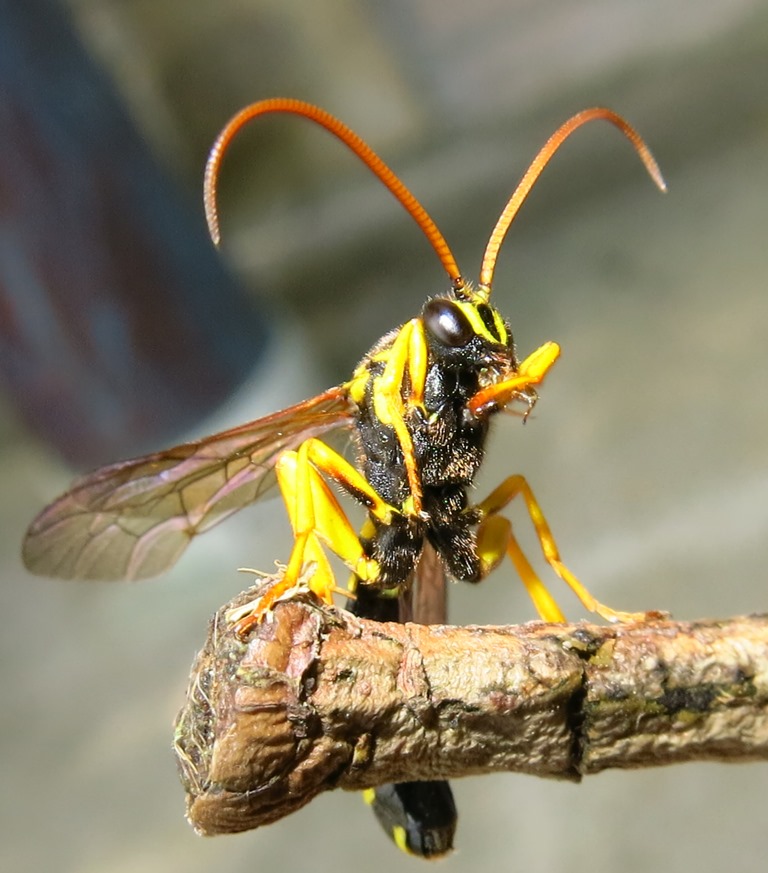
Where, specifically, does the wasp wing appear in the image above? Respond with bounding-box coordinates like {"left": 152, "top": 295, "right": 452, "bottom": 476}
{"left": 23, "top": 386, "right": 355, "bottom": 581}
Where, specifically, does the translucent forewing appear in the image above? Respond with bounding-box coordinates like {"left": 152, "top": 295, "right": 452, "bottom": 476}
{"left": 23, "top": 387, "right": 354, "bottom": 580}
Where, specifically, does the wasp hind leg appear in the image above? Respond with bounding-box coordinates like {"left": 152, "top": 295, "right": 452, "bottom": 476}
{"left": 232, "top": 438, "right": 397, "bottom": 632}
{"left": 475, "top": 474, "right": 646, "bottom": 623}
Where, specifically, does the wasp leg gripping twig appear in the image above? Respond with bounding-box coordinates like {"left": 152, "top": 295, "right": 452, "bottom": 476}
{"left": 174, "top": 587, "right": 768, "bottom": 838}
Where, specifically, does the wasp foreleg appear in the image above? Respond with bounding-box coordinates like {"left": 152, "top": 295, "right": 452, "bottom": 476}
{"left": 371, "top": 318, "right": 428, "bottom": 514}
{"left": 469, "top": 340, "right": 560, "bottom": 415}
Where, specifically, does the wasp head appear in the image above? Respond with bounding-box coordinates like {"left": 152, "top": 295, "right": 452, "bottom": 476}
{"left": 420, "top": 290, "right": 518, "bottom": 378}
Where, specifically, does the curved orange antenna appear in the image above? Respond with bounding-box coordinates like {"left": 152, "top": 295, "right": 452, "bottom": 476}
{"left": 477, "top": 108, "right": 667, "bottom": 299}
{"left": 204, "top": 98, "right": 462, "bottom": 284}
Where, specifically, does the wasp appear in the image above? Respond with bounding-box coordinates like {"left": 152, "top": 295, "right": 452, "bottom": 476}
{"left": 23, "top": 99, "right": 665, "bottom": 856}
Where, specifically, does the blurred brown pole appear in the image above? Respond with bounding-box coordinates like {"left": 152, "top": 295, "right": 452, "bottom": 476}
{"left": 0, "top": 0, "right": 270, "bottom": 466}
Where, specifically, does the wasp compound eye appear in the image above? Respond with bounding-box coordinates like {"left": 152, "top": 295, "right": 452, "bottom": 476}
{"left": 423, "top": 299, "right": 474, "bottom": 347}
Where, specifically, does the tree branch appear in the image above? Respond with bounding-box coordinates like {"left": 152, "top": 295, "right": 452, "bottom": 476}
{"left": 173, "top": 587, "right": 768, "bottom": 837}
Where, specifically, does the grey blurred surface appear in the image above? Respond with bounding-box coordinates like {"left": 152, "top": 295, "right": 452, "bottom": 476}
{"left": 3, "top": 1, "right": 768, "bottom": 872}
{"left": 0, "top": 0, "right": 271, "bottom": 467}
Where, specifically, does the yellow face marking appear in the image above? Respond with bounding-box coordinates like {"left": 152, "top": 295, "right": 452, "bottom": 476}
{"left": 452, "top": 301, "right": 508, "bottom": 345}
{"left": 490, "top": 308, "right": 509, "bottom": 344}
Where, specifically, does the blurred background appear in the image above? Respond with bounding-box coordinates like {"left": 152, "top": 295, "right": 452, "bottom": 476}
{"left": 2, "top": 1, "right": 767, "bottom": 871}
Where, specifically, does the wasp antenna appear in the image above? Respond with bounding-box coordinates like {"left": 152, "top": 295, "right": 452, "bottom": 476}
{"left": 451, "top": 276, "right": 474, "bottom": 300}
{"left": 478, "top": 108, "right": 667, "bottom": 293}
{"left": 203, "top": 98, "right": 462, "bottom": 282}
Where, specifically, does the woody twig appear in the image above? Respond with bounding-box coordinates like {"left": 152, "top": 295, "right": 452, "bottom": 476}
{"left": 174, "top": 586, "right": 768, "bottom": 837}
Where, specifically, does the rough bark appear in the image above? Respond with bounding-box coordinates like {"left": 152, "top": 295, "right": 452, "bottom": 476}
{"left": 174, "top": 588, "right": 768, "bottom": 836}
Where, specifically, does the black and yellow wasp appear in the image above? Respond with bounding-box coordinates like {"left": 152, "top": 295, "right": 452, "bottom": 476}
{"left": 23, "top": 99, "right": 665, "bottom": 857}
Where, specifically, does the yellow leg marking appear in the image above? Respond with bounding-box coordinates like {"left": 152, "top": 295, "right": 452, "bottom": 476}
{"left": 346, "top": 517, "right": 378, "bottom": 596}
{"left": 277, "top": 452, "right": 358, "bottom": 599}
{"left": 372, "top": 321, "right": 412, "bottom": 425}
{"left": 238, "top": 438, "right": 399, "bottom": 624}
{"left": 279, "top": 451, "right": 369, "bottom": 567}
{"left": 469, "top": 340, "right": 560, "bottom": 415}
{"left": 506, "top": 530, "right": 566, "bottom": 623}
{"left": 518, "top": 340, "right": 561, "bottom": 379}
{"left": 229, "top": 559, "right": 330, "bottom": 636}
{"left": 476, "top": 511, "right": 565, "bottom": 621}
{"left": 280, "top": 441, "right": 384, "bottom": 576}
{"left": 476, "top": 474, "right": 643, "bottom": 623}
{"left": 298, "top": 439, "right": 393, "bottom": 524}
{"left": 475, "top": 512, "right": 509, "bottom": 576}
{"left": 372, "top": 320, "right": 424, "bottom": 515}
